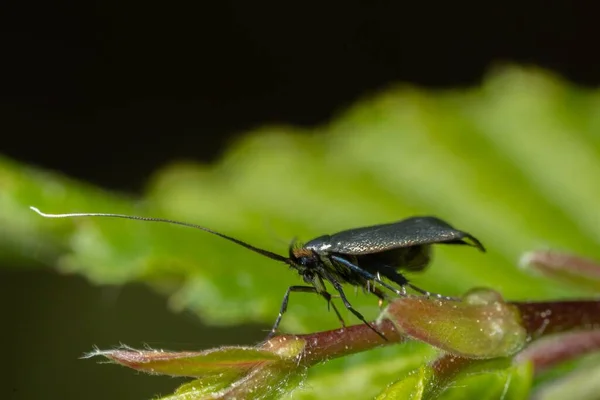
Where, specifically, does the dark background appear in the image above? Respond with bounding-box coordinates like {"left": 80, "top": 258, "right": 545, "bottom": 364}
{"left": 3, "top": 1, "right": 598, "bottom": 193}
{"left": 2, "top": 1, "right": 599, "bottom": 399}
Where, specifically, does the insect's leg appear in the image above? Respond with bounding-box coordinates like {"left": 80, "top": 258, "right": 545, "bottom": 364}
{"left": 320, "top": 291, "right": 345, "bottom": 327}
{"left": 407, "top": 283, "right": 459, "bottom": 301}
{"left": 378, "top": 266, "right": 457, "bottom": 300}
{"left": 269, "top": 285, "right": 318, "bottom": 338}
{"left": 368, "top": 286, "right": 388, "bottom": 309}
{"left": 321, "top": 270, "right": 387, "bottom": 341}
{"left": 330, "top": 255, "right": 401, "bottom": 296}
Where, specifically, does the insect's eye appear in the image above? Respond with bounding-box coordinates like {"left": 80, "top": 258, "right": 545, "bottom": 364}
{"left": 296, "top": 255, "right": 318, "bottom": 268}
{"left": 299, "top": 256, "right": 310, "bottom": 266}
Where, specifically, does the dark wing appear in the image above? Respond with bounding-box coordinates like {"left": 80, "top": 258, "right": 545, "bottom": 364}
{"left": 324, "top": 216, "right": 485, "bottom": 255}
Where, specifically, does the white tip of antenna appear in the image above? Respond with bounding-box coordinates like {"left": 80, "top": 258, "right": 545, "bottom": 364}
{"left": 30, "top": 206, "right": 55, "bottom": 218}
{"left": 30, "top": 206, "right": 43, "bottom": 215}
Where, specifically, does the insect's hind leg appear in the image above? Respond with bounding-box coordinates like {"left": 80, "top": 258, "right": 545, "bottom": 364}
{"left": 407, "top": 283, "right": 459, "bottom": 301}
{"left": 323, "top": 274, "right": 387, "bottom": 341}
{"left": 320, "top": 291, "right": 346, "bottom": 328}
{"left": 368, "top": 286, "right": 388, "bottom": 309}
{"left": 377, "top": 266, "right": 458, "bottom": 301}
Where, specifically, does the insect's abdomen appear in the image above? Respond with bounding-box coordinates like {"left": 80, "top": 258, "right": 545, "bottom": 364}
{"left": 356, "top": 245, "right": 432, "bottom": 272}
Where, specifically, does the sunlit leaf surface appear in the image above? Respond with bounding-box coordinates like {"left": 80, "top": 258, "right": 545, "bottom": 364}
{"left": 2, "top": 66, "right": 600, "bottom": 399}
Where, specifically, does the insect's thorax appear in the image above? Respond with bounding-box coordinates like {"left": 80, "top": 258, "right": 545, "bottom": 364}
{"left": 290, "top": 246, "right": 365, "bottom": 286}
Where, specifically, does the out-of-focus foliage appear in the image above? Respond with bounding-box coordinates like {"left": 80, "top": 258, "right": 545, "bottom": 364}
{"left": 2, "top": 66, "right": 600, "bottom": 399}
{"left": 375, "top": 361, "right": 532, "bottom": 400}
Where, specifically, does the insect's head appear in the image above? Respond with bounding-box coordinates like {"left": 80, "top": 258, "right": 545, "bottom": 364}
{"left": 287, "top": 242, "right": 319, "bottom": 271}
{"left": 285, "top": 245, "right": 319, "bottom": 285}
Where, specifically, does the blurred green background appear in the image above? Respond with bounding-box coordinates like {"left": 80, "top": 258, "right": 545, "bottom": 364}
{"left": 2, "top": 67, "right": 600, "bottom": 399}
{"left": 3, "top": 2, "right": 600, "bottom": 399}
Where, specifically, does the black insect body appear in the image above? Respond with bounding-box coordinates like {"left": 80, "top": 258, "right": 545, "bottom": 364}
{"left": 30, "top": 208, "right": 485, "bottom": 340}
{"left": 282, "top": 217, "right": 485, "bottom": 338}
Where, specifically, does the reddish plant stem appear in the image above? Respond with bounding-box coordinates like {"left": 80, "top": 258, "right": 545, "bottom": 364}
{"left": 514, "top": 301, "right": 600, "bottom": 339}
{"left": 264, "top": 300, "right": 600, "bottom": 372}
{"left": 431, "top": 355, "right": 474, "bottom": 378}
{"left": 430, "top": 355, "right": 486, "bottom": 384}
{"left": 521, "top": 251, "right": 600, "bottom": 278}
{"left": 264, "top": 320, "right": 403, "bottom": 366}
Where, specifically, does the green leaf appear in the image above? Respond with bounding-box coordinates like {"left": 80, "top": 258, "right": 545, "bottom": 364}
{"left": 160, "top": 363, "right": 306, "bottom": 400}
{"left": 290, "top": 342, "right": 438, "bottom": 400}
{"left": 374, "top": 365, "right": 431, "bottom": 400}
{"left": 92, "top": 346, "right": 288, "bottom": 377}
{"left": 376, "top": 358, "right": 532, "bottom": 400}
{"left": 92, "top": 340, "right": 307, "bottom": 400}
{"left": 435, "top": 361, "right": 532, "bottom": 400}
{"left": 3, "top": 65, "right": 600, "bottom": 399}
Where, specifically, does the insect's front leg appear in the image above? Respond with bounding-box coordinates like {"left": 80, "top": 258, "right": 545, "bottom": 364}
{"left": 268, "top": 284, "right": 346, "bottom": 338}
{"left": 269, "top": 285, "right": 318, "bottom": 338}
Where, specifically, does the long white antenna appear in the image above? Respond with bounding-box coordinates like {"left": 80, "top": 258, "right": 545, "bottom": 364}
{"left": 30, "top": 206, "right": 290, "bottom": 263}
